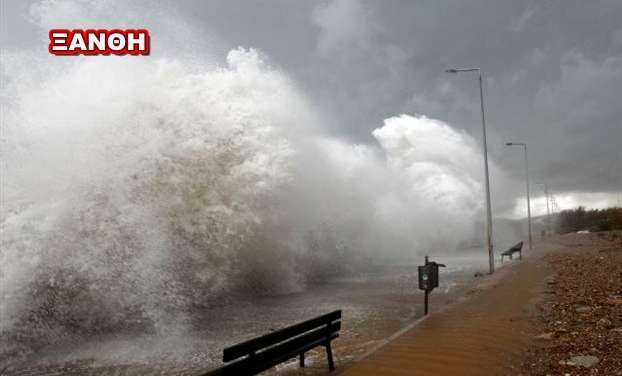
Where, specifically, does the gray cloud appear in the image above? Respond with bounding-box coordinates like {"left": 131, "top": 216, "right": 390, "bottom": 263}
{"left": 3, "top": 0, "right": 621, "bottom": 205}
{"left": 312, "top": 0, "right": 375, "bottom": 55}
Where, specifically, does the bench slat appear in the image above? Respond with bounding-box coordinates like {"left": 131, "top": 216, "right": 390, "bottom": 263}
{"left": 223, "top": 310, "right": 341, "bottom": 362}
{"left": 206, "top": 325, "right": 340, "bottom": 375}
{"left": 501, "top": 241, "right": 523, "bottom": 256}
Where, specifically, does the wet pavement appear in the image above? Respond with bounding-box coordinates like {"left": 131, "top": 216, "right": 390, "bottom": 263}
{"left": 4, "top": 251, "right": 499, "bottom": 375}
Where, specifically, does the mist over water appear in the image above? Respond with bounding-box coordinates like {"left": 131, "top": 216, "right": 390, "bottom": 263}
{"left": 1, "top": 1, "right": 492, "bottom": 366}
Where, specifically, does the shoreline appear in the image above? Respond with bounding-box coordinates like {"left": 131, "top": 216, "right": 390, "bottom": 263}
{"left": 272, "top": 251, "right": 525, "bottom": 375}
{"left": 7, "top": 233, "right": 617, "bottom": 375}
{"left": 2, "top": 254, "right": 487, "bottom": 375}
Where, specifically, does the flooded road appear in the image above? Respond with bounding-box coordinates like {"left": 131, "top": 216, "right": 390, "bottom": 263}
{"left": 6, "top": 251, "right": 499, "bottom": 375}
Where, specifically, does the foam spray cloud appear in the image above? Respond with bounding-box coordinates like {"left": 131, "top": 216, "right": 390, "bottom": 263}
{"left": 1, "top": 1, "right": 490, "bottom": 364}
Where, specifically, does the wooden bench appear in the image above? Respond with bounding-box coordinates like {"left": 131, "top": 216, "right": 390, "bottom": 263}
{"left": 202, "top": 310, "right": 342, "bottom": 375}
{"left": 501, "top": 241, "right": 523, "bottom": 262}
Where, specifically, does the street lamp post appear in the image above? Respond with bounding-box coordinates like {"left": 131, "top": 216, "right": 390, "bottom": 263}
{"left": 506, "top": 142, "right": 533, "bottom": 251}
{"left": 446, "top": 68, "right": 494, "bottom": 274}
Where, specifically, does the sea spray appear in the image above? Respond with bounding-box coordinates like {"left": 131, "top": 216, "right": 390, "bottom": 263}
{"left": 2, "top": 4, "right": 490, "bottom": 366}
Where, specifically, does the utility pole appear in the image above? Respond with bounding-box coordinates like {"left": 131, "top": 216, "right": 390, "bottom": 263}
{"left": 446, "top": 68, "right": 494, "bottom": 274}
{"left": 543, "top": 184, "right": 551, "bottom": 234}
{"left": 550, "top": 192, "right": 559, "bottom": 214}
{"left": 506, "top": 142, "right": 533, "bottom": 251}
{"left": 424, "top": 256, "right": 429, "bottom": 315}
{"left": 544, "top": 185, "right": 551, "bottom": 219}
{"left": 536, "top": 182, "right": 551, "bottom": 234}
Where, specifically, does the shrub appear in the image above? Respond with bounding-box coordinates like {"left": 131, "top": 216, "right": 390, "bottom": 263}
{"left": 556, "top": 206, "right": 622, "bottom": 234}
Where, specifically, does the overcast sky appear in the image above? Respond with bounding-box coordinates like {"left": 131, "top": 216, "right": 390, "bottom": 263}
{"left": 2, "top": 0, "right": 621, "bottom": 213}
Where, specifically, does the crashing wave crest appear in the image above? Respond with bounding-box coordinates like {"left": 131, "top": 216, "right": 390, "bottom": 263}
{"left": 1, "top": 46, "right": 485, "bottom": 362}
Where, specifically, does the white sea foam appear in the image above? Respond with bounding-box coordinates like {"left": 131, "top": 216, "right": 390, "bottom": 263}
{"left": 1, "top": 0, "right": 491, "bottom": 364}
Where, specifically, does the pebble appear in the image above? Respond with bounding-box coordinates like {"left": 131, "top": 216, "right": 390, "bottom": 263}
{"left": 607, "top": 298, "right": 622, "bottom": 305}
{"left": 575, "top": 306, "right": 591, "bottom": 313}
{"left": 597, "top": 318, "right": 612, "bottom": 327}
{"left": 560, "top": 355, "right": 599, "bottom": 368}
{"left": 534, "top": 332, "right": 554, "bottom": 340}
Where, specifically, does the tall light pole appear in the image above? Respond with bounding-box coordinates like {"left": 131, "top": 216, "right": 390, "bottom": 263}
{"left": 506, "top": 142, "right": 533, "bottom": 251}
{"left": 446, "top": 68, "right": 494, "bottom": 274}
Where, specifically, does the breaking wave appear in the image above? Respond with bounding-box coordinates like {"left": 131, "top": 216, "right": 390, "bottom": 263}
{"left": 1, "top": 2, "right": 487, "bottom": 364}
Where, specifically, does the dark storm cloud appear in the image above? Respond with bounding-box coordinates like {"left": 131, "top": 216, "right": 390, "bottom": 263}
{"left": 3, "top": 0, "right": 621, "bottom": 201}
{"left": 168, "top": 0, "right": 622, "bottom": 198}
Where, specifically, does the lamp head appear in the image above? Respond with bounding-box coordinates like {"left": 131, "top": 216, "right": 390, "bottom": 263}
{"left": 445, "top": 69, "right": 458, "bottom": 73}
{"left": 505, "top": 142, "right": 513, "bottom": 146}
